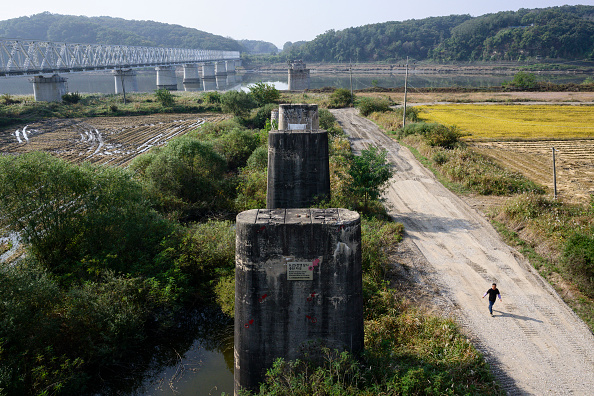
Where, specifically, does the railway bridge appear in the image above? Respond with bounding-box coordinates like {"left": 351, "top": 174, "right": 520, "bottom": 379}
{"left": 0, "top": 38, "right": 241, "bottom": 101}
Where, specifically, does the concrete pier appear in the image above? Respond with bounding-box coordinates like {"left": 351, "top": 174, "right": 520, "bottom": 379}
{"left": 183, "top": 63, "right": 201, "bottom": 84}
{"left": 201, "top": 62, "right": 215, "bottom": 79}
{"left": 234, "top": 208, "right": 363, "bottom": 394}
{"left": 225, "top": 60, "right": 236, "bottom": 74}
{"left": 215, "top": 61, "right": 227, "bottom": 76}
{"left": 113, "top": 69, "right": 138, "bottom": 94}
{"left": 288, "top": 60, "right": 310, "bottom": 91}
{"left": 156, "top": 66, "right": 178, "bottom": 91}
{"left": 30, "top": 74, "right": 68, "bottom": 102}
{"left": 267, "top": 104, "right": 329, "bottom": 209}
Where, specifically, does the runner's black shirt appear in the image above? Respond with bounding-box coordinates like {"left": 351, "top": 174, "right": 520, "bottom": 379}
{"left": 486, "top": 288, "right": 500, "bottom": 302}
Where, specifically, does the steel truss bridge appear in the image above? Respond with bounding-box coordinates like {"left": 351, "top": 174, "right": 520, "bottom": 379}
{"left": 0, "top": 38, "right": 240, "bottom": 76}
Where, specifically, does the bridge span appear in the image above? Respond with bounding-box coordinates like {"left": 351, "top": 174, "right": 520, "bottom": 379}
{"left": 0, "top": 38, "right": 241, "bottom": 100}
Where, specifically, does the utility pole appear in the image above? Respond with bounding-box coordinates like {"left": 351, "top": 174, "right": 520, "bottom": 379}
{"left": 402, "top": 56, "right": 409, "bottom": 129}
{"left": 552, "top": 147, "right": 557, "bottom": 199}
{"left": 119, "top": 66, "right": 127, "bottom": 104}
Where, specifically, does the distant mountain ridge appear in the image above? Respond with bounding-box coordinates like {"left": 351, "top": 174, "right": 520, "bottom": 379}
{"left": 0, "top": 12, "right": 244, "bottom": 51}
{"left": 281, "top": 5, "right": 594, "bottom": 62}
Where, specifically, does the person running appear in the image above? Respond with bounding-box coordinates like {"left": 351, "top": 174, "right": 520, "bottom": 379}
{"left": 482, "top": 283, "right": 502, "bottom": 317}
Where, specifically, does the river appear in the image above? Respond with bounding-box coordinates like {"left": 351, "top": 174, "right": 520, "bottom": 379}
{"left": 0, "top": 68, "right": 587, "bottom": 96}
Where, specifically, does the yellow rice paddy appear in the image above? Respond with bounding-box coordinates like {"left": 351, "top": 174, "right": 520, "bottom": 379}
{"left": 417, "top": 105, "right": 594, "bottom": 140}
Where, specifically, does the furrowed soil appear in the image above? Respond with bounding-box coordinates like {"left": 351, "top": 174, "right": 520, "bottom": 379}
{"left": 332, "top": 108, "right": 594, "bottom": 395}
{"left": 0, "top": 113, "right": 228, "bottom": 167}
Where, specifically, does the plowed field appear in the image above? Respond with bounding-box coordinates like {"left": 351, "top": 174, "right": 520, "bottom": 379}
{"left": 0, "top": 114, "right": 227, "bottom": 167}
{"left": 470, "top": 139, "right": 594, "bottom": 203}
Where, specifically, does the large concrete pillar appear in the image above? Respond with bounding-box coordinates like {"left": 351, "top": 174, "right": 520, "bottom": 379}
{"left": 113, "top": 69, "right": 138, "bottom": 94}
{"left": 234, "top": 208, "right": 363, "bottom": 394}
{"left": 183, "top": 64, "right": 200, "bottom": 84}
{"left": 216, "top": 74, "right": 227, "bottom": 91}
{"left": 267, "top": 104, "right": 329, "bottom": 209}
{"left": 277, "top": 103, "right": 319, "bottom": 131}
{"left": 155, "top": 66, "right": 177, "bottom": 91}
{"left": 215, "top": 61, "right": 227, "bottom": 76}
{"left": 225, "top": 60, "right": 236, "bottom": 74}
{"left": 201, "top": 62, "right": 215, "bottom": 79}
{"left": 288, "top": 60, "right": 310, "bottom": 91}
{"left": 30, "top": 74, "right": 67, "bottom": 102}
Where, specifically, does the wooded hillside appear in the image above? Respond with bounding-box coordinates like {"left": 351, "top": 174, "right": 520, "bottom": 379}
{"left": 0, "top": 12, "right": 243, "bottom": 51}
{"left": 282, "top": 5, "right": 594, "bottom": 62}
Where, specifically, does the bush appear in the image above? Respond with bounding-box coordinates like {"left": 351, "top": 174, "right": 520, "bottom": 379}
{"left": 398, "top": 122, "right": 463, "bottom": 148}
{"left": 62, "top": 92, "right": 82, "bottom": 104}
{"left": 203, "top": 91, "right": 221, "bottom": 104}
{"left": 503, "top": 72, "right": 537, "bottom": 90}
{"left": 220, "top": 90, "right": 256, "bottom": 117}
{"left": 212, "top": 127, "right": 261, "bottom": 170}
{"left": 356, "top": 97, "right": 391, "bottom": 116}
{"left": 0, "top": 152, "right": 175, "bottom": 283}
{"left": 248, "top": 82, "right": 280, "bottom": 107}
{"left": 328, "top": 88, "right": 354, "bottom": 108}
{"left": 250, "top": 103, "right": 278, "bottom": 129}
{"left": 563, "top": 232, "right": 594, "bottom": 294}
{"left": 130, "top": 136, "right": 228, "bottom": 217}
{"left": 154, "top": 88, "right": 175, "bottom": 107}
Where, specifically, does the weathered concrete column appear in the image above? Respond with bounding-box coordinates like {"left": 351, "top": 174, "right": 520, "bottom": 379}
{"left": 277, "top": 103, "right": 319, "bottom": 131}
{"left": 155, "top": 66, "right": 177, "bottom": 91}
{"left": 234, "top": 208, "right": 363, "bottom": 394}
{"left": 113, "top": 69, "right": 139, "bottom": 94}
{"left": 216, "top": 74, "right": 227, "bottom": 90}
{"left": 30, "top": 74, "right": 67, "bottom": 102}
{"left": 201, "top": 62, "right": 215, "bottom": 79}
{"left": 215, "top": 61, "right": 227, "bottom": 76}
{"left": 225, "top": 60, "right": 236, "bottom": 73}
{"left": 183, "top": 63, "right": 201, "bottom": 84}
{"left": 288, "top": 60, "right": 310, "bottom": 91}
{"left": 267, "top": 104, "right": 329, "bottom": 209}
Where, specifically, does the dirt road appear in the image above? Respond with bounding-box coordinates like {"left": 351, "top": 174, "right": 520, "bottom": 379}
{"left": 331, "top": 108, "right": 594, "bottom": 395}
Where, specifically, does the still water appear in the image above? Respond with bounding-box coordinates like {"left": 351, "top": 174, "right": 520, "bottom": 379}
{"left": 1, "top": 68, "right": 587, "bottom": 96}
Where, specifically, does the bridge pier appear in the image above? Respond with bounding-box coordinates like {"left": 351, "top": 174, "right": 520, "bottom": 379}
{"left": 288, "top": 60, "right": 310, "bottom": 91}
{"left": 29, "top": 74, "right": 68, "bottom": 102}
{"left": 267, "top": 104, "right": 329, "bottom": 209}
{"left": 113, "top": 69, "right": 138, "bottom": 94}
{"left": 225, "top": 60, "right": 236, "bottom": 74}
{"left": 234, "top": 208, "right": 363, "bottom": 394}
{"left": 215, "top": 61, "right": 227, "bottom": 76}
{"left": 156, "top": 66, "right": 178, "bottom": 91}
{"left": 183, "top": 64, "right": 201, "bottom": 84}
{"left": 201, "top": 62, "right": 216, "bottom": 91}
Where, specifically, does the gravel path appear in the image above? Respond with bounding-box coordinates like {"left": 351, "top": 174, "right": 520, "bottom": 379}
{"left": 331, "top": 108, "right": 594, "bottom": 395}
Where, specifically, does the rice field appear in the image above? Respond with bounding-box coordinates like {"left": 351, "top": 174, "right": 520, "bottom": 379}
{"left": 417, "top": 104, "right": 594, "bottom": 140}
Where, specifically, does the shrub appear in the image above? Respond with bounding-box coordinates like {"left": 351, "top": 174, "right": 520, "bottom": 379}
{"left": 130, "top": 136, "right": 228, "bottom": 217}
{"left": 250, "top": 103, "right": 278, "bottom": 129}
{"left": 62, "top": 92, "right": 82, "bottom": 104}
{"left": 220, "top": 90, "right": 256, "bottom": 116}
{"left": 503, "top": 72, "right": 537, "bottom": 90}
{"left": 356, "top": 97, "right": 391, "bottom": 116}
{"left": 0, "top": 152, "right": 174, "bottom": 283}
{"left": 0, "top": 94, "right": 20, "bottom": 105}
{"left": 328, "top": 88, "right": 354, "bottom": 108}
{"left": 563, "top": 232, "right": 594, "bottom": 294}
{"left": 203, "top": 91, "right": 221, "bottom": 104}
{"left": 212, "top": 127, "right": 261, "bottom": 170}
{"left": 432, "top": 150, "right": 449, "bottom": 165}
{"left": 248, "top": 82, "right": 280, "bottom": 107}
{"left": 154, "top": 88, "right": 175, "bottom": 107}
{"left": 348, "top": 146, "right": 394, "bottom": 209}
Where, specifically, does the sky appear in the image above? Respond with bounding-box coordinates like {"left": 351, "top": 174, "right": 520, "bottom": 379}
{"left": 2, "top": 0, "right": 593, "bottom": 48}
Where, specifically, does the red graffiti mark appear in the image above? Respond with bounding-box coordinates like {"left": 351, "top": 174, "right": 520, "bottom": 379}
{"left": 258, "top": 226, "right": 266, "bottom": 232}
{"left": 308, "top": 265, "right": 313, "bottom": 271}
{"left": 338, "top": 225, "right": 345, "bottom": 232}
{"left": 305, "top": 315, "right": 317, "bottom": 323}
{"left": 244, "top": 319, "right": 254, "bottom": 328}
{"left": 258, "top": 294, "right": 268, "bottom": 303}
{"left": 306, "top": 292, "right": 317, "bottom": 302}
{"left": 312, "top": 258, "right": 320, "bottom": 267}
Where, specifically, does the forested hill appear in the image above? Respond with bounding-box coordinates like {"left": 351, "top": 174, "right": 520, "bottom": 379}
{"left": 282, "top": 5, "right": 594, "bottom": 62}
{"left": 0, "top": 12, "right": 243, "bottom": 51}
